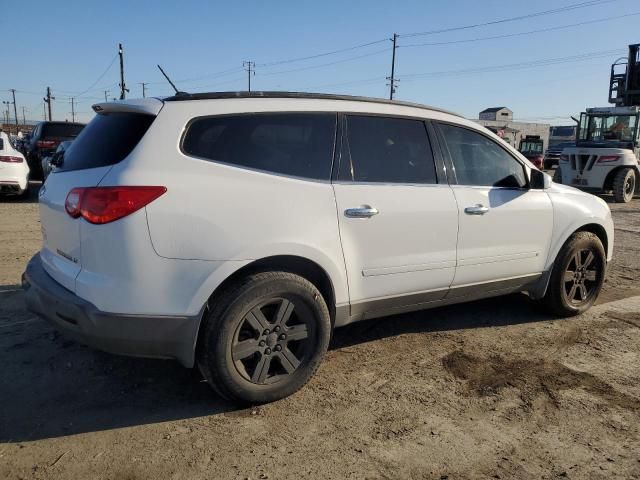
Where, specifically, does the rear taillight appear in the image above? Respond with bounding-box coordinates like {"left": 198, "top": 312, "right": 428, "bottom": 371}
{"left": 597, "top": 155, "right": 619, "bottom": 163}
{"left": 65, "top": 186, "right": 167, "bottom": 224}
{"left": 36, "top": 140, "right": 57, "bottom": 149}
{"left": 0, "top": 155, "right": 23, "bottom": 163}
{"left": 559, "top": 154, "right": 569, "bottom": 162}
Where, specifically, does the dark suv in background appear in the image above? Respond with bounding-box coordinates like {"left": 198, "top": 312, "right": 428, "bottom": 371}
{"left": 26, "top": 121, "right": 85, "bottom": 179}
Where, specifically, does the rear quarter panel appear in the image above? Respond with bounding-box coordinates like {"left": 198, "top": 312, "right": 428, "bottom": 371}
{"left": 99, "top": 100, "right": 350, "bottom": 306}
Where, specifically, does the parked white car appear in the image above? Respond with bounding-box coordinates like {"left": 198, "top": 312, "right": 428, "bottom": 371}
{"left": 23, "top": 93, "right": 614, "bottom": 403}
{"left": 0, "top": 131, "right": 29, "bottom": 196}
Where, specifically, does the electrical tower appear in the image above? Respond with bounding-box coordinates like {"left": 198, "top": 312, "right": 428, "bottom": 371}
{"left": 243, "top": 61, "right": 255, "bottom": 92}
{"left": 9, "top": 89, "right": 18, "bottom": 132}
{"left": 118, "top": 43, "right": 129, "bottom": 100}
{"left": 43, "top": 87, "right": 54, "bottom": 121}
{"left": 386, "top": 33, "right": 399, "bottom": 100}
{"left": 69, "top": 97, "right": 77, "bottom": 122}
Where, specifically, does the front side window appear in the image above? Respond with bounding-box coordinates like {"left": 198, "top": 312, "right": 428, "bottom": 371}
{"left": 182, "top": 113, "right": 336, "bottom": 180}
{"left": 439, "top": 123, "right": 527, "bottom": 188}
{"left": 341, "top": 115, "right": 437, "bottom": 184}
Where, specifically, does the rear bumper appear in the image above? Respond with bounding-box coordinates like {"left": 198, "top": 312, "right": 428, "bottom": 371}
{"left": 22, "top": 254, "right": 201, "bottom": 367}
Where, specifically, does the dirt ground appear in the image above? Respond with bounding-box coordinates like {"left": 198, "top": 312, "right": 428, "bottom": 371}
{"left": 1, "top": 184, "right": 639, "bottom": 480}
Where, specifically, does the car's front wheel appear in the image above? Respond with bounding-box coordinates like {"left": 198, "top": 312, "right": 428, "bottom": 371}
{"left": 538, "top": 231, "right": 606, "bottom": 317}
{"left": 197, "top": 271, "right": 331, "bottom": 404}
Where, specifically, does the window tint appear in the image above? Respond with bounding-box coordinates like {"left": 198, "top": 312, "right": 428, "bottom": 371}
{"left": 41, "top": 123, "right": 85, "bottom": 138}
{"left": 182, "top": 113, "right": 336, "bottom": 180}
{"left": 439, "top": 124, "right": 527, "bottom": 188}
{"left": 59, "top": 112, "right": 155, "bottom": 172}
{"left": 342, "top": 115, "right": 437, "bottom": 184}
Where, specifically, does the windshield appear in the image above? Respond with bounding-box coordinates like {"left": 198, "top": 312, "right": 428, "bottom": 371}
{"left": 520, "top": 141, "right": 543, "bottom": 154}
{"left": 579, "top": 113, "right": 638, "bottom": 143}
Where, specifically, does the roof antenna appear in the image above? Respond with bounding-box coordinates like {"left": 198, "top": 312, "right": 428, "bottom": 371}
{"left": 157, "top": 65, "right": 187, "bottom": 96}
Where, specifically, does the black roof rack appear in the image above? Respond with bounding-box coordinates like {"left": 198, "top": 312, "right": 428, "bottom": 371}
{"left": 163, "top": 91, "right": 462, "bottom": 117}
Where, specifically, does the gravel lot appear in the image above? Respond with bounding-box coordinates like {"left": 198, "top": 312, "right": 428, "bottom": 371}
{"left": 1, "top": 183, "right": 639, "bottom": 480}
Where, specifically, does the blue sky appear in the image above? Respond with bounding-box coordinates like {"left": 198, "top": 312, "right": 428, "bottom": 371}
{"left": 0, "top": 0, "right": 638, "bottom": 124}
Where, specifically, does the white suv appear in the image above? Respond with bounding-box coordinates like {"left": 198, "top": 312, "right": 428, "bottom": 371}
{"left": 23, "top": 92, "right": 614, "bottom": 403}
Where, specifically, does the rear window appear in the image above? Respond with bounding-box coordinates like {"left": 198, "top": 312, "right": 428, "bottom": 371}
{"left": 41, "top": 123, "right": 85, "bottom": 138}
{"left": 59, "top": 113, "right": 155, "bottom": 172}
{"left": 182, "top": 113, "right": 336, "bottom": 180}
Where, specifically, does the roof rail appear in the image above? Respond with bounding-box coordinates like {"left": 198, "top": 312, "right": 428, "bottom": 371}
{"left": 162, "top": 91, "right": 462, "bottom": 117}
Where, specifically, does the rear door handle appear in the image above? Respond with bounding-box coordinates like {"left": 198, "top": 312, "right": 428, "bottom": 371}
{"left": 344, "top": 206, "right": 379, "bottom": 218}
{"left": 464, "top": 204, "right": 489, "bottom": 215}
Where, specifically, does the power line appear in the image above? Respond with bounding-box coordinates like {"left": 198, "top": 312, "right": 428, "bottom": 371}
{"left": 400, "top": 0, "right": 617, "bottom": 37}
{"left": 257, "top": 38, "right": 389, "bottom": 67}
{"left": 258, "top": 48, "right": 390, "bottom": 77}
{"left": 401, "top": 11, "right": 640, "bottom": 48}
{"left": 71, "top": 54, "right": 118, "bottom": 98}
{"left": 400, "top": 49, "right": 623, "bottom": 80}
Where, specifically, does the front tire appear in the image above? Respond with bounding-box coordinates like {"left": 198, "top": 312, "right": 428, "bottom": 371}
{"left": 197, "top": 272, "right": 331, "bottom": 404}
{"left": 538, "top": 231, "right": 606, "bottom": 317}
{"left": 612, "top": 168, "right": 636, "bottom": 203}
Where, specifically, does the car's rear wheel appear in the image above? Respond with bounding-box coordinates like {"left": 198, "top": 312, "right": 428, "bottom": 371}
{"left": 197, "top": 271, "right": 331, "bottom": 404}
{"left": 612, "top": 167, "right": 636, "bottom": 203}
{"left": 552, "top": 167, "right": 562, "bottom": 183}
{"left": 538, "top": 231, "right": 606, "bottom": 317}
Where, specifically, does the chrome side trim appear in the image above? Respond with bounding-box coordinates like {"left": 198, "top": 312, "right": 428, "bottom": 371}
{"left": 458, "top": 251, "right": 540, "bottom": 267}
{"left": 362, "top": 260, "right": 456, "bottom": 277}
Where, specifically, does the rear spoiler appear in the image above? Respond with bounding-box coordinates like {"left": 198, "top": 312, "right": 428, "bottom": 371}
{"left": 92, "top": 98, "right": 163, "bottom": 116}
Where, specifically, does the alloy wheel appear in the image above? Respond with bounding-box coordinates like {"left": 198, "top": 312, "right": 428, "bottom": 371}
{"left": 231, "top": 297, "right": 313, "bottom": 385}
{"left": 562, "top": 249, "right": 602, "bottom": 306}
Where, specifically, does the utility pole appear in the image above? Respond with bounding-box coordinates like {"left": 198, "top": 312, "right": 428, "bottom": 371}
{"left": 118, "top": 43, "right": 129, "bottom": 100}
{"left": 69, "top": 97, "right": 76, "bottom": 122}
{"left": 43, "top": 87, "right": 54, "bottom": 121}
{"left": 42, "top": 102, "right": 46, "bottom": 120}
{"left": 104, "top": 90, "right": 110, "bottom": 102}
{"left": 139, "top": 82, "right": 148, "bottom": 98}
{"left": 9, "top": 89, "right": 18, "bottom": 132}
{"left": 22, "top": 106, "right": 27, "bottom": 125}
{"left": 243, "top": 61, "right": 255, "bottom": 92}
{"left": 386, "top": 33, "right": 399, "bottom": 100}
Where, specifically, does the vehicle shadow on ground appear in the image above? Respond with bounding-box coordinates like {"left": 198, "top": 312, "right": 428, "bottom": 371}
{"left": 0, "top": 181, "right": 41, "bottom": 204}
{"left": 0, "top": 289, "right": 551, "bottom": 443}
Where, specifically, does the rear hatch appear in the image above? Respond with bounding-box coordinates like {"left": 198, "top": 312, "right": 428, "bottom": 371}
{"left": 39, "top": 99, "right": 162, "bottom": 292}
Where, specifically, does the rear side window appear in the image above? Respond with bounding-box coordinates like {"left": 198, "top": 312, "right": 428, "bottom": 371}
{"left": 341, "top": 115, "right": 437, "bottom": 184}
{"left": 438, "top": 123, "right": 527, "bottom": 188}
{"left": 59, "top": 113, "right": 155, "bottom": 172}
{"left": 182, "top": 113, "right": 336, "bottom": 180}
{"left": 41, "top": 123, "right": 85, "bottom": 138}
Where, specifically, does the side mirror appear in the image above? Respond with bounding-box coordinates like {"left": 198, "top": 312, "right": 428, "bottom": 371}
{"left": 530, "top": 168, "right": 551, "bottom": 189}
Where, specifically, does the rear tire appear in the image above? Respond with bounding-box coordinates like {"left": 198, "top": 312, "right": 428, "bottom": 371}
{"left": 197, "top": 271, "right": 331, "bottom": 404}
{"left": 612, "top": 168, "right": 636, "bottom": 203}
{"left": 538, "top": 231, "right": 606, "bottom": 317}
{"left": 553, "top": 167, "right": 562, "bottom": 183}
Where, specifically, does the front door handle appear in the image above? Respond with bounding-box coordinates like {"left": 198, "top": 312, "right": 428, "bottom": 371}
{"left": 464, "top": 204, "right": 489, "bottom": 215}
{"left": 344, "top": 205, "right": 379, "bottom": 218}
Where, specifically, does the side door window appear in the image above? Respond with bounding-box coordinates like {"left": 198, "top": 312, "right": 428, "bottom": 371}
{"left": 182, "top": 113, "right": 336, "bottom": 180}
{"left": 340, "top": 115, "right": 437, "bottom": 184}
{"left": 438, "top": 123, "right": 527, "bottom": 188}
